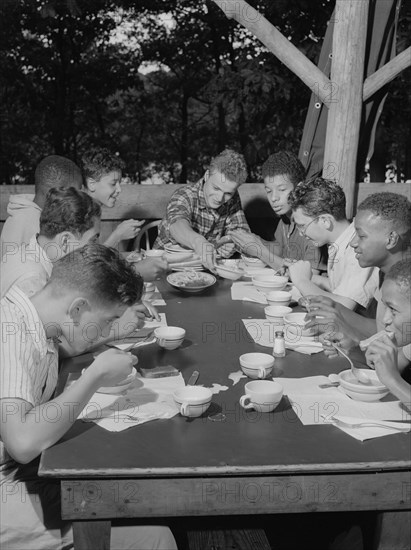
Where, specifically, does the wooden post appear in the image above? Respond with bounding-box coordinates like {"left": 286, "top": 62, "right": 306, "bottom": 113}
{"left": 323, "top": 0, "right": 369, "bottom": 218}
{"left": 364, "top": 46, "right": 411, "bottom": 101}
{"left": 212, "top": 0, "right": 332, "bottom": 106}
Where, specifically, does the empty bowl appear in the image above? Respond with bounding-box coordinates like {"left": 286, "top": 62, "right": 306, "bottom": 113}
{"left": 264, "top": 305, "right": 293, "bottom": 323}
{"left": 266, "top": 291, "right": 292, "bottom": 307}
{"left": 338, "top": 369, "right": 389, "bottom": 401}
{"left": 239, "top": 353, "right": 275, "bottom": 379}
{"left": 154, "top": 326, "right": 186, "bottom": 350}
{"left": 252, "top": 275, "right": 288, "bottom": 294}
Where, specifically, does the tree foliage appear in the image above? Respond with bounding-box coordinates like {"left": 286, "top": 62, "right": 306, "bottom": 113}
{"left": 0, "top": 0, "right": 408, "bottom": 184}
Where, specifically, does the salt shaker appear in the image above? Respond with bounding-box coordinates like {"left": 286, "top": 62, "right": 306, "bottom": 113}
{"left": 273, "top": 330, "right": 286, "bottom": 357}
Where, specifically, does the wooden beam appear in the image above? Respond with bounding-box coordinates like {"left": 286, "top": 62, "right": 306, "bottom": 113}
{"left": 212, "top": 0, "right": 332, "bottom": 106}
{"left": 363, "top": 46, "right": 411, "bottom": 101}
{"left": 323, "top": 0, "right": 369, "bottom": 218}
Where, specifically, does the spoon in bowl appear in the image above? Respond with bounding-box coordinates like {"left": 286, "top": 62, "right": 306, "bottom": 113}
{"left": 332, "top": 343, "right": 372, "bottom": 385}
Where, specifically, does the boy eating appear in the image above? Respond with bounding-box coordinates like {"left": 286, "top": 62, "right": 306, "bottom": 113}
{"left": 365, "top": 259, "right": 411, "bottom": 407}
{"left": 0, "top": 243, "right": 177, "bottom": 549}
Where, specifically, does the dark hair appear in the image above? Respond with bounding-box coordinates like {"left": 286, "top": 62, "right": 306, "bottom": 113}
{"left": 82, "top": 148, "right": 125, "bottom": 182}
{"left": 40, "top": 187, "right": 101, "bottom": 239}
{"left": 262, "top": 151, "right": 305, "bottom": 186}
{"left": 48, "top": 243, "right": 143, "bottom": 306}
{"left": 288, "top": 177, "right": 346, "bottom": 220}
{"left": 386, "top": 258, "right": 411, "bottom": 299}
{"left": 209, "top": 149, "right": 248, "bottom": 185}
{"left": 357, "top": 192, "right": 411, "bottom": 236}
{"left": 34, "top": 155, "right": 83, "bottom": 194}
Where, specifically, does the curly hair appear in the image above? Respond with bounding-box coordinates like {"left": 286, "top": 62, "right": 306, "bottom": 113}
{"left": 34, "top": 155, "right": 83, "bottom": 194}
{"left": 288, "top": 177, "right": 346, "bottom": 220}
{"left": 209, "top": 149, "right": 248, "bottom": 185}
{"left": 40, "top": 187, "right": 101, "bottom": 239}
{"left": 81, "top": 148, "right": 125, "bottom": 182}
{"left": 357, "top": 192, "right": 411, "bottom": 236}
{"left": 386, "top": 258, "right": 411, "bottom": 299}
{"left": 262, "top": 151, "right": 305, "bottom": 186}
{"left": 49, "top": 243, "right": 143, "bottom": 306}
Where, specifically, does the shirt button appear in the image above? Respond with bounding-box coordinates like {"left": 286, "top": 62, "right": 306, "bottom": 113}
{"left": 314, "top": 102, "right": 321, "bottom": 109}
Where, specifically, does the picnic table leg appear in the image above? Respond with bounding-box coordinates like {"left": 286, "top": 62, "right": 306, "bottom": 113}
{"left": 73, "top": 520, "right": 111, "bottom": 550}
{"left": 372, "top": 510, "right": 411, "bottom": 550}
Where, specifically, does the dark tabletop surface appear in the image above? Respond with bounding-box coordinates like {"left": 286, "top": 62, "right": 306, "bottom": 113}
{"left": 39, "top": 278, "right": 411, "bottom": 477}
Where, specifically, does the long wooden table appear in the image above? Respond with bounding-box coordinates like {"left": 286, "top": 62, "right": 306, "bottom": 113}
{"left": 39, "top": 279, "right": 411, "bottom": 549}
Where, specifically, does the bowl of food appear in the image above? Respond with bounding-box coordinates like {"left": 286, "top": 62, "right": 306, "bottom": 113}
{"left": 266, "top": 290, "right": 292, "bottom": 307}
{"left": 241, "top": 254, "right": 266, "bottom": 269}
{"left": 264, "top": 305, "right": 292, "bottom": 323}
{"left": 252, "top": 275, "right": 288, "bottom": 294}
{"left": 338, "top": 369, "right": 390, "bottom": 401}
{"left": 215, "top": 260, "right": 244, "bottom": 281}
{"left": 166, "top": 272, "right": 216, "bottom": 294}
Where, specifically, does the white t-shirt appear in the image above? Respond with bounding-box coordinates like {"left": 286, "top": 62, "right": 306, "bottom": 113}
{"left": 327, "top": 222, "right": 378, "bottom": 307}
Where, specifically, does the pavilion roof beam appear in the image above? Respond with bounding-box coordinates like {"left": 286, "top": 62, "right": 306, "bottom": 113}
{"left": 212, "top": 0, "right": 333, "bottom": 107}
{"left": 363, "top": 46, "right": 411, "bottom": 102}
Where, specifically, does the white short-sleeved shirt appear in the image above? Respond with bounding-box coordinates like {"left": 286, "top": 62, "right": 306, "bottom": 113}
{"left": 0, "top": 286, "right": 58, "bottom": 477}
{"left": 327, "top": 222, "right": 379, "bottom": 307}
{"left": 0, "top": 234, "right": 53, "bottom": 299}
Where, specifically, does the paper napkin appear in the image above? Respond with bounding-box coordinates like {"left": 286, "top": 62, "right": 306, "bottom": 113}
{"left": 280, "top": 376, "right": 411, "bottom": 441}
{"left": 242, "top": 319, "right": 323, "bottom": 354}
{"left": 231, "top": 282, "right": 267, "bottom": 304}
{"left": 79, "top": 373, "right": 185, "bottom": 432}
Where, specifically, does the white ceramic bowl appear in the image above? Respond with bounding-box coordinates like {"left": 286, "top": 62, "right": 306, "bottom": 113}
{"left": 164, "top": 251, "right": 194, "bottom": 263}
{"left": 166, "top": 272, "right": 216, "bottom": 294}
{"left": 241, "top": 255, "right": 266, "bottom": 268}
{"left": 173, "top": 386, "right": 213, "bottom": 417}
{"left": 154, "top": 326, "right": 186, "bottom": 350}
{"left": 264, "top": 305, "right": 293, "bottom": 323}
{"left": 215, "top": 263, "right": 244, "bottom": 281}
{"left": 252, "top": 275, "right": 288, "bottom": 294}
{"left": 239, "top": 353, "right": 275, "bottom": 379}
{"left": 339, "top": 369, "right": 389, "bottom": 399}
{"left": 283, "top": 312, "right": 316, "bottom": 337}
{"left": 266, "top": 291, "right": 292, "bottom": 307}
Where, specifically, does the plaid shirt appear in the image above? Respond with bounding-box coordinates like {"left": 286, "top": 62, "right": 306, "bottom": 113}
{"left": 154, "top": 178, "right": 250, "bottom": 257}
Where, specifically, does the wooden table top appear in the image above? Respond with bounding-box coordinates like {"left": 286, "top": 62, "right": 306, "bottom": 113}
{"left": 39, "top": 278, "right": 411, "bottom": 478}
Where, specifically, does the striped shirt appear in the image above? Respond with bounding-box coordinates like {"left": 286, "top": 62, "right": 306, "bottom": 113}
{"left": 0, "top": 286, "right": 58, "bottom": 475}
{"left": 0, "top": 234, "right": 53, "bottom": 299}
{"left": 154, "top": 178, "right": 250, "bottom": 257}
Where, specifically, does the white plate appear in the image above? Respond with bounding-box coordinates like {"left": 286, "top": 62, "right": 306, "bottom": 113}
{"left": 167, "top": 272, "right": 216, "bottom": 293}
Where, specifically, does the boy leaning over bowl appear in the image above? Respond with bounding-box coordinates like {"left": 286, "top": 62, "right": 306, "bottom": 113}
{"left": 0, "top": 243, "right": 177, "bottom": 550}
{"left": 228, "top": 151, "right": 324, "bottom": 272}
{"left": 364, "top": 259, "right": 411, "bottom": 408}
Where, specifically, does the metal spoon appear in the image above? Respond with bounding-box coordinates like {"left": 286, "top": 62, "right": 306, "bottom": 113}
{"left": 332, "top": 343, "right": 372, "bottom": 385}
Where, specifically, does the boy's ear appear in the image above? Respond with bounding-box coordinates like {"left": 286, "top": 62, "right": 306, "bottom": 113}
{"left": 203, "top": 169, "right": 210, "bottom": 181}
{"left": 86, "top": 178, "right": 96, "bottom": 192}
{"left": 387, "top": 230, "right": 400, "bottom": 249}
{"left": 320, "top": 214, "right": 333, "bottom": 231}
{"left": 68, "top": 297, "right": 91, "bottom": 325}
{"left": 58, "top": 231, "right": 76, "bottom": 254}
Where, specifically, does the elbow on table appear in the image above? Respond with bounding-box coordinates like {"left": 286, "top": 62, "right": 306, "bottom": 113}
{"left": 6, "top": 435, "right": 43, "bottom": 465}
